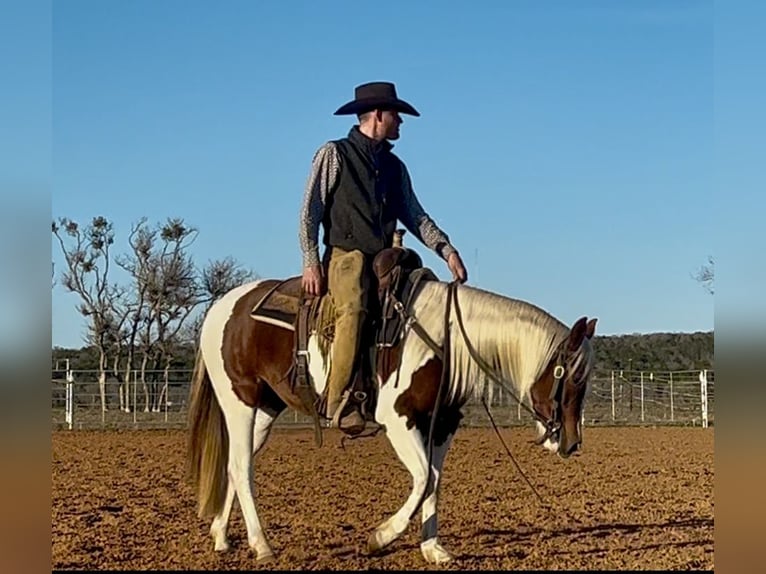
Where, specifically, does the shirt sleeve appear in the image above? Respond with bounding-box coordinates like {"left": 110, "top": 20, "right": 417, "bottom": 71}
{"left": 395, "top": 162, "right": 457, "bottom": 261}
{"left": 298, "top": 142, "right": 341, "bottom": 268}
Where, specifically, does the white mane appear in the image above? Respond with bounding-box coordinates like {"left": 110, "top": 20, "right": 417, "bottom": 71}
{"left": 408, "top": 281, "right": 586, "bottom": 406}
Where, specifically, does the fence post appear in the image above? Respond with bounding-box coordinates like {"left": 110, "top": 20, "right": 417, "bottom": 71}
{"left": 65, "top": 369, "right": 74, "bottom": 431}
{"left": 669, "top": 372, "right": 674, "bottom": 422}
{"left": 640, "top": 372, "right": 645, "bottom": 423}
{"left": 101, "top": 372, "right": 106, "bottom": 427}
{"left": 133, "top": 370, "right": 138, "bottom": 425}
{"left": 700, "top": 369, "right": 709, "bottom": 428}
{"left": 164, "top": 371, "right": 169, "bottom": 424}
{"left": 610, "top": 370, "right": 615, "bottom": 421}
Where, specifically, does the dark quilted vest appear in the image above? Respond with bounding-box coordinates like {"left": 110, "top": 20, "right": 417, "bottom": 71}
{"left": 323, "top": 127, "right": 404, "bottom": 256}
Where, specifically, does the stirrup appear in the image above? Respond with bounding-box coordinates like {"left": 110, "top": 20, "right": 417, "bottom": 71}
{"left": 330, "top": 389, "right": 354, "bottom": 428}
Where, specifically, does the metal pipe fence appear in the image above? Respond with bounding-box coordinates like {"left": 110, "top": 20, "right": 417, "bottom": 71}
{"left": 51, "top": 368, "right": 714, "bottom": 430}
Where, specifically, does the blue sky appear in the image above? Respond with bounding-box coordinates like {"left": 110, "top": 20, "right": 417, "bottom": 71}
{"left": 50, "top": 0, "right": 716, "bottom": 349}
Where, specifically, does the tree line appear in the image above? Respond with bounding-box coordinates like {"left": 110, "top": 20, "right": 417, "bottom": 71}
{"left": 592, "top": 331, "right": 713, "bottom": 372}
{"left": 52, "top": 216, "right": 256, "bottom": 413}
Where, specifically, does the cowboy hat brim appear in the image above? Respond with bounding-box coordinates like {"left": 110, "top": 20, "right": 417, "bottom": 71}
{"left": 334, "top": 97, "right": 420, "bottom": 117}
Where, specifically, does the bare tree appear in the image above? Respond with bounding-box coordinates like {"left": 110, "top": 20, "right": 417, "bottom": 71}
{"left": 55, "top": 215, "right": 258, "bottom": 414}
{"left": 693, "top": 255, "right": 714, "bottom": 295}
{"left": 52, "top": 216, "right": 124, "bottom": 412}
{"left": 114, "top": 217, "right": 156, "bottom": 412}
{"left": 178, "top": 256, "right": 258, "bottom": 349}
{"left": 173, "top": 256, "right": 256, "bottom": 350}
{"left": 200, "top": 256, "right": 257, "bottom": 307}
{"left": 116, "top": 218, "right": 208, "bottom": 411}
{"left": 146, "top": 219, "right": 201, "bottom": 411}
{"left": 111, "top": 218, "right": 196, "bottom": 411}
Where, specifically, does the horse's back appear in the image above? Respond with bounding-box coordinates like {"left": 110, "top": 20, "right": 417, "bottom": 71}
{"left": 202, "top": 279, "right": 266, "bottom": 345}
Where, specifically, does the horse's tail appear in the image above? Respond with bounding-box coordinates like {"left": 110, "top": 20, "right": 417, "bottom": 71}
{"left": 186, "top": 345, "right": 229, "bottom": 519}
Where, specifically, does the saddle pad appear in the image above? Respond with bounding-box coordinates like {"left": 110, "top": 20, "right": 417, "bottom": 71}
{"left": 249, "top": 277, "right": 303, "bottom": 329}
{"left": 249, "top": 277, "right": 335, "bottom": 341}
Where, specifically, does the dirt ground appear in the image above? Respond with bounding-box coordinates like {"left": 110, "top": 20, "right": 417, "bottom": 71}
{"left": 51, "top": 426, "right": 713, "bottom": 571}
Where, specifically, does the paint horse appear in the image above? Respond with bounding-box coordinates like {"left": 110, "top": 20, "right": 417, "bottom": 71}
{"left": 186, "top": 253, "right": 597, "bottom": 564}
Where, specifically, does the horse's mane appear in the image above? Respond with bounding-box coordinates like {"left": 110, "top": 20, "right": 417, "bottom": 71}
{"left": 412, "top": 281, "right": 588, "bottom": 405}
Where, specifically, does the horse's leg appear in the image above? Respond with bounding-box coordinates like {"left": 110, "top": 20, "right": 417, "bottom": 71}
{"left": 366, "top": 414, "right": 430, "bottom": 555}
{"left": 420, "top": 432, "right": 455, "bottom": 564}
{"left": 210, "top": 481, "right": 236, "bottom": 552}
{"left": 220, "top": 399, "right": 275, "bottom": 561}
{"left": 210, "top": 407, "right": 277, "bottom": 553}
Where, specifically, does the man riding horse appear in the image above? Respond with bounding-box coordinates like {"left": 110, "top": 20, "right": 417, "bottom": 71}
{"left": 298, "top": 81, "right": 468, "bottom": 433}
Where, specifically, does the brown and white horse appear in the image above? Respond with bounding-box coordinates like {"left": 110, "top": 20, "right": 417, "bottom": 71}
{"left": 186, "top": 275, "right": 597, "bottom": 564}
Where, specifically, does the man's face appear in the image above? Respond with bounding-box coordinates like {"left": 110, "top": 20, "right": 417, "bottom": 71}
{"left": 379, "top": 110, "right": 402, "bottom": 140}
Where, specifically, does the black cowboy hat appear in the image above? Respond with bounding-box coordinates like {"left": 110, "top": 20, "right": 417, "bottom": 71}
{"left": 334, "top": 81, "right": 420, "bottom": 117}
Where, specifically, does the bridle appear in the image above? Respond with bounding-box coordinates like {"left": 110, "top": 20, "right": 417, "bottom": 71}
{"left": 530, "top": 346, "right": 567, "bottom": 445}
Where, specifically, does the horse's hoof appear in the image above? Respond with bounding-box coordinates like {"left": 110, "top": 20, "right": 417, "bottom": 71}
{"left": 366, "top": 532, "right": 385, "bottom": 555}
{"left": 421, "top": 540, "right": 453, "bottom": 564}
{"left": 256, "top": 551, "right": 276, "bottom": 563}
{"left": 211, "top": 530, "right": 230, "bottom": 552}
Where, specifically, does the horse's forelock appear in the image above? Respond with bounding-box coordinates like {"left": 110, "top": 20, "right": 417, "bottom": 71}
{"left": 570, "top": 335, "right": 595, "bottom": 384}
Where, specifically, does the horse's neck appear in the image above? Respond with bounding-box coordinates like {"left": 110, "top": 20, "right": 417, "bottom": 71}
{"left": 411, "top": 281, "right": 565, "bottom": 400}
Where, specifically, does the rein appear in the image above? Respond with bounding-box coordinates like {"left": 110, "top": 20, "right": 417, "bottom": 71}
{"left": 405, "top": 280, "right": 454, "bottom": 522}
{"left": 480, "top": 396, "right": 545, "bottom": 505}
{"left": 451, "top": 284, "right": 568, "bottom": 440}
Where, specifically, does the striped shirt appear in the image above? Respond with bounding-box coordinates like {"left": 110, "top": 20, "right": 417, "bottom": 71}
{"left": 299, "top": 141, "right": 456, "bottom": 268}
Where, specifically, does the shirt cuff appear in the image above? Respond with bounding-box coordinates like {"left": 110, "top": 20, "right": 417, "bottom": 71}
{"left": 437, "top": 243, "right": 457, "bottom": 260}
{"left": 302, "top": 249, "right": 321, "bottom": 268}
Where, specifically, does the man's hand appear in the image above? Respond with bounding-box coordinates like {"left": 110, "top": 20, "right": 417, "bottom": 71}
{"left": 447, "top": 252, "right": 468, "bottom": 283}
{"left": 302, "top": 264, "right": 325, "bottom": 297}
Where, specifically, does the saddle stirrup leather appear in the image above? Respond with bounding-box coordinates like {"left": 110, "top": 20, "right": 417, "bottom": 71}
{"left": 294, "top": 294, "right": 323, "bottom": 447}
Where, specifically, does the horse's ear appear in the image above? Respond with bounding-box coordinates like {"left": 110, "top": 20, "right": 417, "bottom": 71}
{"left": 567, "top": 317, "right": 588, "bottom": 351}
{"left": 586, "top": 318, "right": 597, "bottom": 339}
